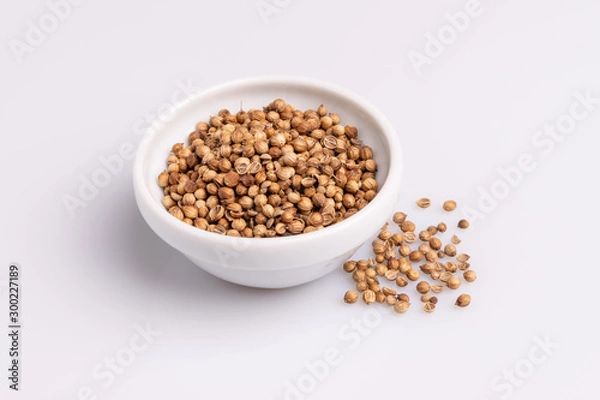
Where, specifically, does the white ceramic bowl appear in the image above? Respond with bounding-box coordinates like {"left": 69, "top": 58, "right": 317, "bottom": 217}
{"left": 133, "top": 76, "right": 403, "bottom": 288}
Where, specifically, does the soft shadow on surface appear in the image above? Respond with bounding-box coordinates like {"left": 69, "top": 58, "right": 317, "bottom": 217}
{"left": 106, "top": 191, "right": 314, "bottom": 305}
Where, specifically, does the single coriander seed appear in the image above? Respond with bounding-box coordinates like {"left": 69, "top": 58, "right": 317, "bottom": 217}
{"left": 362, "top": 290, "right": 376, "bottom": 305}
{"left": 416, "top": 281, "right": 430, "bottom": 294}
{"left": 447, "top": 276, "right": 461, "bottom": 289}
{"left": 394, "top": 300, "right": 410, "bottom": 314}
{"left": 423, "top": 302, "right": 436, "bottom": 313}
{"left": 393, "top": 212, "right": 407, "bottom": 224}
{"left": 458, "top": 219, "right": 470, "bottom": 229}
{"left": 416, "top": 198, "right": 431, "bottom": 208}
{"left": 443, "top": 200, "right": 457, "bottom": 211}
{"left": 456, "top": 294, "right": 471, "bottom": 307}
{"left": 437, "top": 222, "right": 447, "bottom": 233}
{"left": 344, "top": 290, "right": 359, "bottom": 304}
{"left": 451, "top": 234, "right": 461, "bottom": 245}
{"left": 463, "top": 270, "right": 477, "bottom": 282}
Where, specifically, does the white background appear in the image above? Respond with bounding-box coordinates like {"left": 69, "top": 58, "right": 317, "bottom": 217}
{"left": 1, "top": 0, "right": 599, "bottom": 399}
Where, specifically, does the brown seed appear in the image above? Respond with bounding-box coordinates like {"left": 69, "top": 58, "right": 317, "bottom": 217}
{"left": 420, "top": 263, "right": 434, "bottom": 274}
{"left": 375, "top": 292, "right": 386, "bottom": 303}
{"left": 430, "top": 284, "right": 444, "bottom": 294}
{"left": 445, "top": 262, "right": 457, "bottom": 273}
{"left": 386, "top": 295, "right": 398, "bottom": 305}
{"left": 458, "top": 219, "right": 470, "bottom": 229}
{"left": 406, "top": 269, "right": 420, "bottom": 281}
{"left": 158, "top": 171, "right": 169, "bottom": 187}
{"left": 396, "top": 276, "right": 408, "bottom": 287}
{"left": 443, "top": 200, "right": 457, "bottom": 211}
{"left": 455, "top": 294, "right": 471, "bottom": 307}
{"left": 425, "top": 250, "right": 438, "bottom": 262}
{"left": 429, "top": 237, "right": 442, "bottom": 251}
{"left": 451, "top": 235, "right": 461, "bottom": 245}
{"left": 384, "top": 269, "right": 399, "bottom": 281}
{"left": 463, "top": 270, "right": 477, "bottom": 282}
{"left": 352, "top": 270, "right": 366, "bottom": 282}
{"left": 416, "top": 281, "right": 430, "bottom": 294}
{"left": 437, "top": 222, "right": 447, "bottom": 233}
{"left": 344, "top": 290, "right": 359, "bottom": 304}
{"left": 393, "top": 300, "right": 410, "bottom": 314}
{"left": 356, "top": 281, "right": 368, "bottom": 292}
{"left": 399, "top": 244, "right": 411, "bottom": 257}
{"left": 403, "top": 232, "right": 417, "bottom": 244}
{"left": 447, "top": 276, "right": 461, "bottom": 289}
{"left": 382, "top": 286, "right": 397, "bottom": 296}
{"left": 419, "top": 230, "right": 431, "bottom": 241}
{"left": 439, "top": 272, "right": 453, "bottom": 282}
{"left": 416, "top": 198, "right": 431, "bottom": 208}
{"left": 456, "top": 254, "right": 470, "bottom": 263}
{"left": 362, "top": 290, "right": 376, "bottom": 305}
{"left": 398, "top": 293, "right": 410, "bottom": 303}
{"left": 409, "top": 251, "right": 424, "bottom": 262}
{"left": 423, "top": 302, "right": 436, "bottom": 313}
{"left": 427, "top": 225, "right": 438, "bottom": 236}
{"left": 343, "top": 261, "right": 357, "bottom": 273}
{"left": 420, "top": 294, "right": 433, "bottom": 303}
{"left": 444, "top": 244, "right": 457, "bottom": 257}
{"left": 400, "top": 221, "right": 416, "bottom": 233}
{"left": 393, "top": 212, "right": 407, "bottom": 224}
{"left": 458, "top": 262, "right": 471, "bottom": 271}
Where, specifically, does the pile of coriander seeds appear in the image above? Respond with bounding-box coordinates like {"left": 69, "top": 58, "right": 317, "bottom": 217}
{"left": 157, "top": 99, "right": 379, "bottom": 237}
{"left": 342, "top": 198, "right": 475, "bottom": 313}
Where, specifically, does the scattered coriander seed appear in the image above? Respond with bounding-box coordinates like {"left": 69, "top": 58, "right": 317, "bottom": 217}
{"left": 398, "top": 293, "right": 410, "bottom": 303}
{"left": 458, "top": 262, "right": 471, "bottom": 271}
{"left": 399, "top": 244, "right": 411, "bottom": 257}
{"left": 437, "top": 250, "right": 446, "bottom": 259}
{"left": 394, "top": 300, "right": 410, "bottom": 314}
{"left": 458, "top": 219, "right": 470, "bottom": 229}
{"left": 356, "top": 281, "right": 368, "bottom": 292}
{"left": 400, "top": 221, "right": 416, "bottom": 233}
{"left": 439, "top": 271, "right": 453, "bottom": 282}
{"left": 456, "top": 253, "right": 470, "bottom": 263}
{"left": 444, "top": 244, "right": 457, "bottom": 257}
{"left": 429, "top": 237, "right": 442, "bottom": 251}
{"left": 382, "top": 286, "right": 397, "bottom": 296}
{"left": 398, "top": 260, "right": 411, "bottom": 274}
{"left": 420, "top": 263, "right": 434, "bottom": 274}
{"left": 419, "top": 230, "right": 431, "bottom": 241}
{"left": 416, "top": 281, "right": 431, "bottom": 294}
{"left": 425, "top": 250, "right": 438, "bottom": 262}
{"left": 386, "top": 295, "right": 398, "bottom": 305}
{"left": 375, "top": 263, "right": 388, "bottom": 276}
{"left": 385, "top": 269, "right": 399, "bottom": 281}
{"left": 365, "top": 268, "right": 377, "bottom": 279}
{"left": 430, "top": 284, "right": 445, "bottom": 294}
{"left": 344, "top": 290, "right": 359, "bottom": 304}
{"left": 451, "top": 234, "right": 461, "bottom": 245}
{"left": 463, "top": 270, "right": 477, "bottom": 282}
{"left": 403, "top": 232, "right": 417, "bottom": 244}
{"left": 362, "top": 290, "right": 376, "bottom": 305}
{"left": 443, "top": 200, "right": 457, "bottom": 211}
{"left": 375, "top": 292, "right": 386, "bottom": 303}
{"left": 393, "top": 212, "right": 407, "bottom": 224}
{"left": 444, "top": 262, "right": 457, "bottom": 273}
{"left": 420, "top": 294, "right": 433, "bottom": 303}
{"left": 427, "top": 225, "right": 438, "bottom": 236}
{"left": 396, "top": 276, "right": 408, "bottom": 287}
{"left": 437, "top": 222, "right": 447, "bottom": 233}
{"left": 416, "top": 198, "right": 431, "bottom": 208}
{"left": 343, "top": 261, "right": 357, "bottom": 273}
{"left": 431, "top": 271, "right": 441, "bottom": 280}
{"left": 406, "top": 269, "right": 420, "bottom": 281}
{"left": 418, "top": 243, "right": 432, "bottom": 254}
{"left": 447, "top": 276, "right": 461, "bottom": 289}
{"left": 409, "top": 251, "right": 424, "bottom": 262}
{"left": 352, "top": 270, "right": 366, "bottom": 282}
{"left": 455, "top": 294, "right": 471, "bottom": 307}
{"left": 423, "top": 302, "right": 436, "bottom": 313}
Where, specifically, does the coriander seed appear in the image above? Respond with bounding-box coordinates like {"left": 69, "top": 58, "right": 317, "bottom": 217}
{"left": 443, "top": 200, "right": 457, "bottom": 211}
{"left": 362, "top": 290, "right": 376, "bottom": 305}
{"left": 406, "top": 269, "right": 420, "bottom": 281}
{"left": 458, "top": 219, "right": 470, "bottom": 229}
{"left": 463, "top": 270, "right": 477, "bottom": 282}
{"left": 455, "top": 294, "right": 471, "bottom": 307}
{"left": 344, "top": 290, "right": 359, "bottom": 304}
{"left": 343, "top": 261, "right": 357, "bottom": 273}
{"left": 423, "top": 302, "right": 436, "bottom": 313}
{"left": 416, "top": 198, "right": 431, "bottom": 208}
{"left": 447, "top": 276, "right": 461, "bottom": 289}
{"left": 394, "top": 300, "right": 410, "bottom": 314}
{"left": 444, "top": 244, "right": 457, "bottom": 257}
{"left": 451, "top": 235, "right": 461, "bottom": 245}
{"left": 416, "top": 281, "right": 430, "bottom": 294}
{"left": 437, "top": 222, "right": 447, "bottom": 233}
{"left": 456, "top": 253, "right": 470, "bottom": 263}
{"left": 396, "top": 276, "right": 408, "bottom": 287}
{"left": 393, "top": 212, "right": 407, "bottom": 224}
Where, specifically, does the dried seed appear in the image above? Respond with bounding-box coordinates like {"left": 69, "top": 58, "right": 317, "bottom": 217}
{"left": 396, "top": 276, "right": 408, "bottom": 287}
{"left": 429, "top": 237, "right": 442, "bottom": 251}
{"left": 375, "top": 292, "right": 386, "bottom": 303}
{"left": 445, "top": 262, "right": 457, "bottom": 273}
{"left": 400, "top": 221, "right": 416, "bottom": 233}
{"left": 444, "top": 244, "right": 457, "bottom": 257}
{"left": 463, "top": 270, "right": 477, "bottom": 282}
{"left": 451, "top": 235, "right": 461, "bottom": 245}
{"left": 409, "top": 251, "right": 424, "bottom": 262}
{"left": 382, "top": 286, "right": 397, "bottom": 296}
{"left": 439, "top": 272, "right": 453, "bottom": 282}
{"left": 456, "top": 253, "right": 470, "bottom": 263}
{"left": 430, "top": 284, "right": 444, "bottom": 294}
{"left": 393, "top": 300, "right": 410, "bottom": 314}
{"left": 386, "top": 295, "right": 398, "bottom": 305}
{"left": 458, "top": 262, "right": 470, "bottom": 271}
{"left": 362, "top": 290, "right": 376, "bottom": 305}
{"left": 356, "top": 281, "right": 368, "bottom": 292}
{"left": 384, "top": 269, "right": 399, "bottom": 281}
{"left": 403, "top": 232, "right": 417, "bottom": 244}
{"left": 419, "top": 230, "right": 431, "bottom": 241}
{"left": 344, "top": 290, "right": 359, "bottom": 304}
{"left": 343, "top": 261, "right": 357, "bottom": 273}
{"left": 458, "top": 219, "right": 470, "bottom": 229}
{"left": 406, "top": 269, "right": 420, "bottom": 281}
{"left": 443, "top": 200, "right": 457, "bottom": 211}
{"left": 416, "top": 198, "right": 431, "bottom": 208}
{"left": 393, "top": 212, "right": 407, "bottom": 224}
{"left": 416, "top": 281, "right": 430, "bottom": 294}
{"left": 455, "top": 294, "right": 471, "bottom": 307}
{"left": 423, "top": 302, "right": 436, "bottom": 313}
{"left": 437, "top": 222, "right": 447, "bottom": 233}
{"left": 447, "top": 276, "right": 461, "bottom": 289}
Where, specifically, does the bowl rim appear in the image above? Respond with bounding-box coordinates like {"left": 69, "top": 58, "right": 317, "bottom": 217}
{"left": 133, "top": 75, "right": 403, "bottom": 252}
